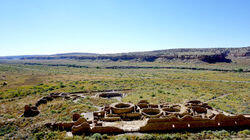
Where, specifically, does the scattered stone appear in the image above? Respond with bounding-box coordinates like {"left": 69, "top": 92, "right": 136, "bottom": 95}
{"left": 72, "top": 122, "right": 90, "bottom": 135}
{"left": 138, "top": 100, "right": 149, "bottom": 104}
{"left": 44, "top": 96, "right": 53, "bottom": 101}
{"left": 61, "top": 122, "right": 74, "bottom": 131}
{"left": 120, "top": 112, "right": 142, "bottom": 120}
{"left": 98, "top": 92, "right": 122, "bottom": 98}
{"left": 192, "top": 106, "right": 207, "bottom": 114}
{"left": 50, "top": 93, "right": 61, "bottom": 98}
{"left": 74, "top": 117, "right": 87, "bottom": 126}
{"left": 94, "top": 122, "right": 102, "bottom": 126}
{"left": 137, "top": 103, "right": 148, "bottom": 109}
{"left": 73, "top": 113, "right": 81, "bottom": 121}
{"left": 187, "top": 100, "right": 201, "bottom": 104}
{"left": 23, "top": 105, "right": 39, "bottom": 117}
{"left": 91, "top": 126, "right": 124, "bottom": 134}
{"left": 64, "top": 96, "right": 71, "bottom": 100}
{"left": 101, "top": 117, "right": 121, "bottom": 122}
{"left": 66, "top": 132, "right": 73, "bottom": 137}
{"left": 149, "top": 104, "right": 158, "bottom": 108}
{"left": 35, "top": 98, "right": 47, "bottom": 107}
{"left": 106, "top": 114, "right": 120, "bottom": 117}
{"left": 163, "top": 106, "right": 180, "bottom": 112}
{"left": 45, "top": 122, "right": 52, "bottom": 128}
{"left": 181, "top": 115, "right": 194, "bottom": 121}
{"left": 93, "top": 111, "right": 105, "bottom": 119}
{"left": 208, "top": 113, "right": 216, "bottom": 119}
{"left": 2, "top": 82, "right": 7, "bottom": 86}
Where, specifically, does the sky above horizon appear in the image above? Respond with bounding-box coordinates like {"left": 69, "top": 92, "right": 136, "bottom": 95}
{"left": 0, "top": 0, "right": 250, "bottom": 56}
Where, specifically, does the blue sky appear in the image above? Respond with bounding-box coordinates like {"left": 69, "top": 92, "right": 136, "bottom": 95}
{"left": 0, "top": 0, "right": 250, "bottom": 56}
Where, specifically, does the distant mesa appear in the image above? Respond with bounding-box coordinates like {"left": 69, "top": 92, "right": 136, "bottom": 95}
{"left": 55, "top": 52, "right": 99, "bottom": 56}
{"left": 1, "top": 46, "right": 249, "bottom": 63}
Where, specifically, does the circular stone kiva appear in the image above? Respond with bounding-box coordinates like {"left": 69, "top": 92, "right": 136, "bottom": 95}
{"left": 141, "top": 108, "right": 163, "bottom": 118}
{"left": 110, "top": 102, "right": 134, "bottom": 114}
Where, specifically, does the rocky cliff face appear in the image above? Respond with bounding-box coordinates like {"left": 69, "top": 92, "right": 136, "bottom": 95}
{"left": 199, "top": 53, "right": 232, "bottom": 63}
{"left": 15, "top": 46, "right": 250, "bottom": 63}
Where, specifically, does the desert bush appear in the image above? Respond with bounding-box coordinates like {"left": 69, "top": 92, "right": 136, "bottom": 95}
{"left": 0, "top": 124, "right": 17, "bottom": 136}
{"left": 237, "top": 68, "right": 243, "bottom": 72}
{"left": 102, "top": 134, "right": 108, "bottom": 139}
{"left": 140, "top": 134, "right": 156, "bottom": 140}
{"left": 117, "top": 136, "right": 129, "bottom": 140}
{"left": 34, "top": 132, "right": 45, "bottom": 140}
{"left": 159, "top": 134, "right": 174, "bottom": 140}
{"left": 90, "top": 133, "right": 102, "bottom": 140}
{"left": 213, "top": 130, "right": 230, "bottom": 139}
{"left": 238, "top": 129, "right": 250, "bottom": 137}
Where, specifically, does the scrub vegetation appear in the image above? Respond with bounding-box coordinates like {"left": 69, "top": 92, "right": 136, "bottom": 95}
{"left": 0, "top": 57, "right": 249, "bottom": 139}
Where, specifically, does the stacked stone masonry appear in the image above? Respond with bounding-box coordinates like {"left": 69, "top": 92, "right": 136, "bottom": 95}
{"left": 24, "top": 99, "right": 250, "bottom": 134}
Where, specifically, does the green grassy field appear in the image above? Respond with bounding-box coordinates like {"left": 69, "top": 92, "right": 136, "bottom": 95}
{"left": 0, "top": 60, "right": 249, "bottom": 139}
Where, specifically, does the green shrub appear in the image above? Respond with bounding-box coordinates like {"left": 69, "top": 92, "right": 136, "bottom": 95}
{"left": 166, "top": 98, "right": 171, "bottom": 102}
{"left": 45, "top": 132, "right": 57, "bottom": 139}
{"left": 102, "top": 134, "right": 108, "bottom": 139}
{"left": 90, "top": 133, "right": 102, "bottom": 140}
{"left": 157, "top": 89, "right": 163, "bottom": 93}
{"left": 141, "top": 134, "right": 156, "bottom": 140}
{"left": 238, "top": 129, "right": 250, "bottom": 135}
{"left": 214, "top": 130, "right": 230, "bottom": 139}
{"left": 51, "top": 110, "right": 57, "bottom": 114}
{"left": 237, "top": 68, "right": 243, "bottom": 72}
{"left": 117, "top": 137, "right": 129, "bottom": 140}
{"left": 34, "top": 132, "right": 45, "bottom": 140}
{"left": 0, "top": 125, "right": 17, "bottom": 136}
{"left": 160, "top": 134, "right": 174, "bottom": 140}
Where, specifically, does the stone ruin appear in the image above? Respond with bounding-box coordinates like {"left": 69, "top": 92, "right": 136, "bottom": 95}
{"left": 42, "top": 100, "right": 249, "bottom": 135}
{"left": 22, "top": 93, "right": 61, "bottom": 117}
{"left": 22, "top": 91, "right": 126, "bottom": 118}
{"left": 22, "top": 105, "right": 40, "bottom": 117}
{"left": 97, "top": 92, "right": 123, "bottom": 98}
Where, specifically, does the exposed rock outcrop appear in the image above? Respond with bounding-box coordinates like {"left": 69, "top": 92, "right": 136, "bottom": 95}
{"left": 199, "top": 53, "right": 232, "bottom": 63}
{"left": 19, "top": 47, "right": 250, "bottom": 63}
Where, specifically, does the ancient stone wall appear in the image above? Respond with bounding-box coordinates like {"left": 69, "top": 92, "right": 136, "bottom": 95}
{"left": 24, "top": 98, "right": 250, "bottom": 135}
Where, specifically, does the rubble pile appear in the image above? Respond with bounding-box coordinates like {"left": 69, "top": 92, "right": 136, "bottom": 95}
{"left": 22, "top": 105, "right": 40, "bottom": 117}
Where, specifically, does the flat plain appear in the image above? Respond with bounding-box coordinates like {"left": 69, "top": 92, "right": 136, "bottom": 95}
{"left": 0, "top": 58, "right": 249, "bottom": 139}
